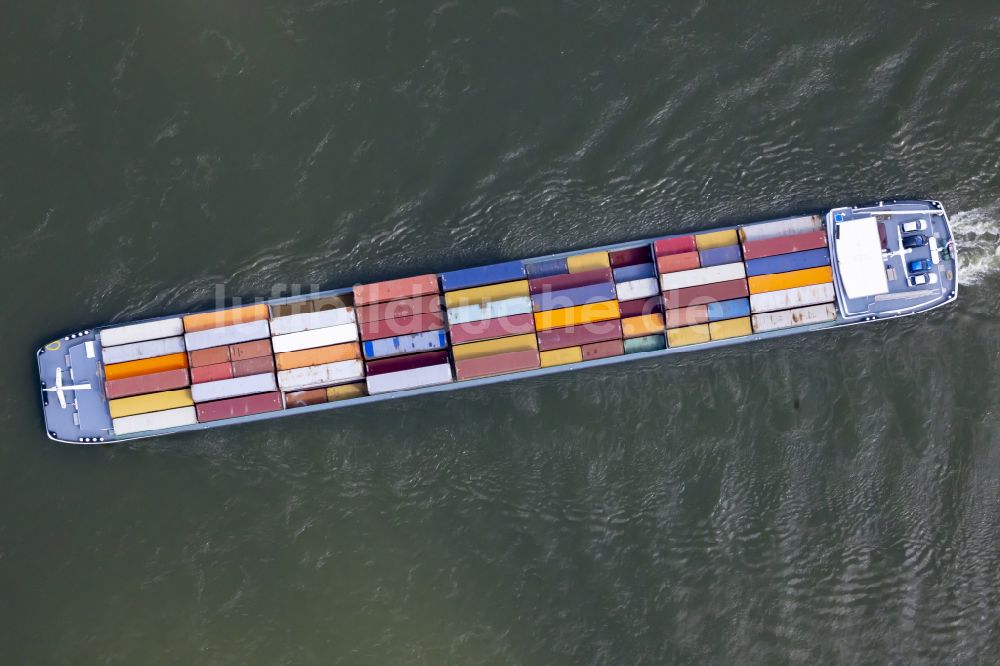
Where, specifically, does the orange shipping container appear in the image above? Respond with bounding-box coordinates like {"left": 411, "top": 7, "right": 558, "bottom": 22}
{"left": 103, "top": 352, "right": 189, "bottom": 381}
{"left": 747, "top": 266, "right": 833, "bottom": 295}
{"left": 533, "top": 301, "right": 621, "bottom": 331}
{"left": 274, "top": 342, "right": 361, "bottom": 371}
{"left": 621, "top": 313, "right": 665, "bottom": 338}
{"left": 183, "top": 304, "right": 269, "bottom": 333}
{"left": 188, "top": 346, "right": 230, "bottom": 368}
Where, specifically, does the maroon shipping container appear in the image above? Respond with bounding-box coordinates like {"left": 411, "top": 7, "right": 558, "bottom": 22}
{"left": 196, "top": 392, "right": 283, "bottom": 422}
{"left": 232, "top": 355, "right": 275, "bottom": 378}
{"left": 657, "top": 251, "right": 700, "bottom": 274}
{"left": 454, "top": 349, "right": 541, "bottom": 381}
{"left": 359, "top": 311, "right": 446, "bottom": 341}
{"left": 365, "top": 350, "right": 450, "bottom": 376}
{"left": 353, "top": 274, "right": 439, "bottom": 305}
{"left": 662, "top": 279, "right": 750, "bottom": 309}
{"left": 654, "top": 235, "right": 697, "bottom": 256}
{"left": 104, "top": 368, "right": 190, "bottom": 400}
{"left": 741, "top": 230, "right": 828, "bottom": 260}
{"left": 188, "top": 346, "right": 230, "bottom": 368}
{"left": 230, "top": 339, "right": 272, "bottom": 361}
{"left": 190, "top": 361, "right": 234, "bottom": 384}
{"left": 617, "top": 296, "right": 664, "bottom": 319}
{"left": 449, "top": 313, "right": 535, "bottom": 344}
{"left": 581, "top": 339, "right": 624, "bottom": 361}
{"left": 285, "top": 388, "right": 327, "bottom": 408}
{"left": 535, "top": 320, "right": 624, "bottom": 352}
{"left": 665, "top": 305, "right": 709, "bottom": 329}
{"left": 356, "top": 294, "right": 442, "bottom": 325}
{"left": 528, "top": 268, "right": 613, "bottom": 295}
{"left": 608, "top": 246, "right": 652, "bottom": 268}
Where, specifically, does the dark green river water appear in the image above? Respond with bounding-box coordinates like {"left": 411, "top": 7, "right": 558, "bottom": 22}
{"left": 3, "top": 1, "right": 1000, "bottom": 663}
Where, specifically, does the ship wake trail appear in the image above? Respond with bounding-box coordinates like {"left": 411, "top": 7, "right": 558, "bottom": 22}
{"left": 950, "top": 205, "right": 1000, "bottom": 285}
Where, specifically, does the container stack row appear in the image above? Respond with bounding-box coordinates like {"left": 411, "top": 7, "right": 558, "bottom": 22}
{"left": 100, "top": 317, "right": 195, "bottom": 436}
{"left": 656, "top": 229, "right": 753, "bottom": 347}
{"left": 354, "top": 275, "right": 453, "bottom": 393}
{"left": 740, "top": 215, "right": 837, "bottom": 331}
{"left": 182, "top": 305, "right": 282, "bottom": 422}
{"left": 268, "top": 294, "right": 366, "bottom": 409}
{"left": 610, "top": 245, "right": 667, "bottom": 354}
{"left": 441, "top": 261, "right": 540, "bottom": 381}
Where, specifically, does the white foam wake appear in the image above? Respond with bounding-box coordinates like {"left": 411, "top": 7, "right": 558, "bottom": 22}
{"left": 949, "top": 205, "right": 1000, "bottom": 285}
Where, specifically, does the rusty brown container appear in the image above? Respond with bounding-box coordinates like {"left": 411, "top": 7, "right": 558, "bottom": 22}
{"left": 195, "top": 392, "right": 283, "bottom": 422}
{"left": 359, "top": 311, "right": 446, "bottom": 341}
{"left": 230, "top": 339, "right": 272, "bottom": 361}
{"left": 356, "top": 294, "right": 442, "bottom": 325}
{"left": 609, "top": 246, "right": 653, "bottom": 268}
{"left": 352, "top": 274, "right": 439, "bottom": 305}
{"left": 448, "top": 313, "right": 536, "bottom": 344}
{"left": 190, "top": 362, "right": 234, "bottom": 384}
{"left": 656, "top": 251, "right": 700, "bottom": 274}
{"left": 231, "top": 355, "right": 276, "bottom": 378}
{"left": 528, "top": 268, "right": 613, "bottom": 295}
{"left": 188, "top": 345, "right": 231, "bottom": 368}
{"left": 535, "top": 319, "right": 624, "bottom": 352}
{"left": 662, "top": 279, "right": 750, "bottom": 309}
{"left": 653, "top": 235, "right": 697, "bottom": 256}
{"left": 454, "top": 349, "right": 541, "bottom": 380}
{"left": 665, "top": 305, "right": 709, "bottom": 329}
{"left": 581, "top": 339, "right": 624, "bottom": 361}
{"left": 617, "top": 296, "right": 663, "bottom": 319}
{"left": 104, "top": 368, "right": 191, "bottom": 400}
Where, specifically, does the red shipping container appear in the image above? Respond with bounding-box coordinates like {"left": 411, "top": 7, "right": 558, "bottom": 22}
{"left": 190, "top": 361, "right": 234, "bottom": 384}
{"left": 618, "top": 296, "right": 663, "bottom": 319}
{"left": 662, "top": 279, "right": 749, "bottom": 309}
{"left": 581, "top": 339, "right": 624, "bottom": 361}
{"left": 657, "top": 251, "right": 700, "bottom": 274}
{"left": 285, "top": 388, "right": 328, "bottom": 408}
{"left": 232, "top": 355, "right": 275, "bottom": 378}
{"left": 104, "top": 368, "right": 190, "bottom": 400}
{"left": 359, "top": 311, "right": 446, "bottom": 341}
{"left": 528, "top": 268, "right": 613, "bottom": 295}
{"left": 654, "top": 235, "right": 697, "bottom": 256}
{"left": 188, "top": 346, "right": 230, "bottom": 368}
{"left": 454, "top": 349, "right": 541, "bottom": 381}
{"left": 353, "top": 274, "right": 439, "bottom": 305}
{"left": 356, "top": 294, "right": 442, "bottom": 325}
{"left": 535, "top": 319, "right": 624, "bottom": 352}
{"left": 609, "top": 246, "right": 652, "bottom": 268}
{"left": 365, "top": 350, "right": 450, "bottom": 376}
{"left": 196, "top": 392, "right": 283, "bottom": 422}
{"left": 448, "top": 313, "right": 536, "bottom": 344}
{"left": 665, "top": 305, "right": 709, "bottom": 329}
{"left": 742, "top": 230, "right": 828, "bottom": 260}
{"left": 230, "top": 339, "right": 272, "bottom": 361}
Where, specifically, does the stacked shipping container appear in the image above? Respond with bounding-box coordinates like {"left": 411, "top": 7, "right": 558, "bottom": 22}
{"left": 739, "top": 216, "right": 837, "bottom": 332}
{"left": 355, "top": 275, "right": 453, "bottom": 393}
{"left": 609, "top": 246, "right": 666, "bottom": 355}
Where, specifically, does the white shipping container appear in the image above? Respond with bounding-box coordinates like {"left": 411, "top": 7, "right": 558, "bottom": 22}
{"left": 99, "top": 318, "right": 184, "bottom": 348}
{"left": 446, "top": 296, "right": 533, "bottom": 326}
{"left": 277, "top": 359, "right": 364, "bottom": 391}
{"left": 269, "top": 307, "right": 356, "bottom": 336}
{"left": 749, "top": 283, "right": 836, "bottom": 314}
{"left": 615, "top": 278, "right": 659, "bottom": 302}
{"left": 740, "top": 215, "right": 823, "bottom": 242}
{"left": 271, "top": 323, "right": 359, "bottom": 353}
{"left": 102, "top": 336, "right": 186, "bottom": 365}
{"left": 366, "top": 363, "right": 453, "bottom": 395}
{"left": 659, "top": 262, "right": 746, "bottom": 291}
{"left": 184, "top": 320, "right": 271, "bottom": 351}
{"left": 751, "top": 303, "right": 836, "bottom": 332}
{"left": 190, "top": 373, "right": 277, "bottom": 403}
{"left": 112, "top": 406, "right": 198, "bottom": 436}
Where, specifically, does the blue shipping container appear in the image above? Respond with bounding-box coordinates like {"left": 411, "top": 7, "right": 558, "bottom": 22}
{"left": 744, "top": 248, "right": 831, "bottom": 277}
{"left": 707, "top": 298, "right": 751, "bottom": 321}
{"left": 612, "top": 262, "right": 657, "bottom": 283}
{"left": 363, "top": 329, "right": 448, "bottom": 360}
{"left": 530, "top": 281, "right": 617, "bottom": 312}
{"left": 698, "top": 244, "right": 743, "bottom": 267}
{"left": 525, "top": 257, "right": 569, "bottom": 279}
{"left": 440, "top": 260, "right": 526, "bottom": 291}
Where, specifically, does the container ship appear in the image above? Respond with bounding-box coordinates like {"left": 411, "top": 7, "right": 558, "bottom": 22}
{"left": 37, "top": 200, "right": 957, "bottom": 444}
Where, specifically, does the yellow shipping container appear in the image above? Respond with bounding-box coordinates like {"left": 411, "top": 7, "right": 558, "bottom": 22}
{"left": 747, "top": 266, "right": 833, "bottom": 295}
{"left": 533, "top": 301, "right": 621, "bottom": 331}
{"left": 103, "top": 352, "right": 189, "bottom": 381}
{"left": 182, "top": 304, "right": 270, "bottom": 333}
{"left": 444, "top": 280, "right": 529, "bottom": 308}
{"left": 621, "top": 313, "right": 665, "bottom": 338}
{"left": 694, "top": 229, "right": 738, "bottom": 250}
{"left": 567, "top": 251, "right": 611, "bottom": 273}
{"left": 540, "top": 346, "right": 583, "bottom": 367}
{"left": 709, "top": 317, "right": 752, "bottom": 340}
{"left": 451, "top": 333, "right": 538, "bottom": 361}
{"left": 108, "top": 389, "right": 194, "bottom": 419}
{"left": 667, "top": 324, "right": 711, "bottom": 348}
{"left": 326, "top": 382, "right": 367, "bottom": 402}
